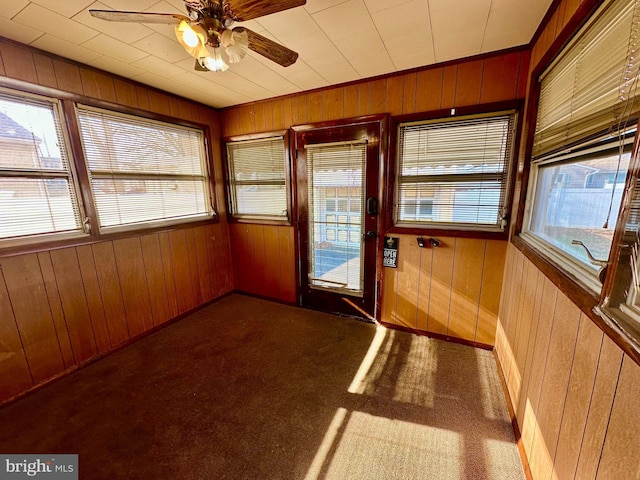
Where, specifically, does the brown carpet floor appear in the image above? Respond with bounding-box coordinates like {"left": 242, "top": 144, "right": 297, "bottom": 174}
{"left": 0, "top": 294, "right": 525, "bottom": 480}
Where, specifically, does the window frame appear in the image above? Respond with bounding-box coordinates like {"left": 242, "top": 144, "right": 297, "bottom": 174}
{"left": 0, "top": 79, "right": 219, "bottom": 258}
{"left": 386, "top": 101, "right": 523, "bottom": 239}
{"left": 513, "top": 0, "right": 640, "bottom": 365}
{"left": 223, "top": 130, "right": 292, "bottom": 226}
{"left": 0, "top": 88, "right": 88, "bottom": 249}
{"left": 520, "top": 132, "right": 635, "bottom": 294}
{"left": 75, "top": 104, "right": 216, "bottom": 235}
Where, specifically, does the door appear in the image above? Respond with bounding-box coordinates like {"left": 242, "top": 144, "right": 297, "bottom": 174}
{"left": 293, "top": 117, "right": 386, "bottom": 321}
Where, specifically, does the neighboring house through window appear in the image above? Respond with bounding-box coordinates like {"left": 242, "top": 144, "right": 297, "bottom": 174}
{"left": 0, "top": 91, "right": 84, "bottom": 246}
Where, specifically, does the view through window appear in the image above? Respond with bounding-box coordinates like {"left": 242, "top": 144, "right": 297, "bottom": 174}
{"left": 0, "top": 92, "right": 83, "bottom": 243}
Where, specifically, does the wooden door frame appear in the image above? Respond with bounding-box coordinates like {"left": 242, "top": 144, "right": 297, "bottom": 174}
{"left": 290, "top": 114, "right": 389, "bottom": 322}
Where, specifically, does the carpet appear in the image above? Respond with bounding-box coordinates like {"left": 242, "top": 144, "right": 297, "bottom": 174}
{"left": 0, "top": 294, "right": 525, "bottom": 479}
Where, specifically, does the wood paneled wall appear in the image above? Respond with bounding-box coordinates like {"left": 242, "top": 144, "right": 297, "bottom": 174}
{"left": 0, "top": 225, "right": 232, "bottom": 401}
{"left": 0, "top": 38, "right": 234, "bottom": 403}
{"left": 496, "top": 1, "right": 640, "bottom": 478}
{"left": 228, "top": 223, "right": 296, "bottom": 304}
{"left": 383, "top": 235, "right": 506, "bottom": 345}
{"left": 496, "top": 245, "right": 639, "bottom": 479}
{"left": 222, "top": 48, "right": 529, "bottom": 342}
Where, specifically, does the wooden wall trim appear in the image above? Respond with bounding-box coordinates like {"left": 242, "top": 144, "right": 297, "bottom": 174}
{"left": 380, "top": 321, "right": 494, "bottom": 351}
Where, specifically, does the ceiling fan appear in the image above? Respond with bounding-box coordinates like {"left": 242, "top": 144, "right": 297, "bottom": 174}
{"left": 90, "top": 0, "right": 306, "bottom": 72}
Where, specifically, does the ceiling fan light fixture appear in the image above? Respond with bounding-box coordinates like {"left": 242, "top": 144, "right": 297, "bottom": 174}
{"left": 92, "top": 1, "right": 305, "bottom": 71}
{"left": 221, "top": 29, "right": 249, "bottom": 64}
{"left": 175, "top": 20, "right": 207, "bottom": 53}
{"left": 182, "top": 27, "right": 199, "bottom": 47}
{"left": 201, "top": 48, "right": 229, "bottom": 72}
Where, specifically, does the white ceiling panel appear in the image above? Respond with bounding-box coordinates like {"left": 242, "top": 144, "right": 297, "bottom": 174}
{"left": 131, "top": 54, "right": 187, "bottom": 78}
{"left": 364, "top": 0, "right": 413, "bottom": 14}
{"left": 0, "top": 0, "right": 553, "bottom": 108}
{"left": 483, "top": 0, "right": 551, "bottom": 49}
{"left": 246, "top": 7, "right": 318, "bottom": 42}
{"left": 203, "top": 69, "right": 278, "bottom": 100}
{"left": 312, "top": 62, "right": 358, "bottom": 85}
{"left": 225, "top": 54, "right": 301, "bottom": 96}
{"left": 273, "top": 62, "right": 329, "bottom": 91}
{"left": 0, "top": 16, "right": 42, "bottom": 44}
{"left": 13, "top": 3, "right": 98, "bottom": 44}
{"left": 28, "top": 0, "right": 93, "bottom": 18}
{"left": 101, "top": 0, "right": 159, "bottom": 11}
{"left": 430, "top": 0, "right": 492, "bottom": 62}
{"left": 312, "top": 0, "right": 375, "bottom": 38}
{"left": 178, "top": 72, "right": 253, "bottom": 105}
{"left": 132, "top": 31, "right": 191, "bottom": 63}
{"left": 30, "top": 34, "right": 103, "bottom": 64}
{"left": 87, "top": 55, "right": 146, "bottom": 78}
{"left": 304, "top": 0, "right": 350, "bottom": 15}
{"left": 0, "top": 0, "right": 29, "bottom": 19}
{"left": 82, "top": 34, "right": 149, "bottom": 64}
{"left": 372, "top": 0, "right": 434, "bottom": 70}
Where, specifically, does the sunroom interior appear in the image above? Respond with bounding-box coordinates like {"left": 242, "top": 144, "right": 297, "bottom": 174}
{"left": 0, "top": 0, "right": 639, "bottom": 479}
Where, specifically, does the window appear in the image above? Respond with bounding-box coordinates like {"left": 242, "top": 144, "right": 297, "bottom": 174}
{"left": 0, "top": 91, "right": 84, "bottom": 245}
{"left": 225, "top": 135, "right": 289, "bottom": 221}
{"left": 524, "top": 135, "right": 632, "bottom": 291}
{"left": 395, "top": 111, "right": 517, "bottom": 231}
{"left": 77, "top": 106, "right": 213, "bottom": 232}
{"left": 522, "top": 0, "right": 640, "bottom": 293}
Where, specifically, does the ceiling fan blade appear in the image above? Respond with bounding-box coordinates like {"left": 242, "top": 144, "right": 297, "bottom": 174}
{"left": 238, "top": 28, "right": 299, "bottom": 67}
{"left": 89, "top": 10, "right": 188, "bottom": 24}
{"left": 223, "top": 0, "right": 306, "bottom": 22}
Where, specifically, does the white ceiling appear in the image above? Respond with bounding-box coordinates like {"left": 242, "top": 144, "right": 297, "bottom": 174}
{"left": 0, "top": 0, "right": 553, "bottom": 108}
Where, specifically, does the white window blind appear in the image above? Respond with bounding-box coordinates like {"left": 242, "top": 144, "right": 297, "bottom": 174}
{"left": 306, "top": 141, "right": 366, "bottom": 293}
{"left": 396, "top": 111, "right": 516, "bottom": 231}
{"left": 533, "top": 0, "right": 640, "bottom": 157}
{"left": 77, "top": 106, "right": 211, "bottom": 230}
{"left": 226, "top": 136, "right": 288, "bottom": 220}
{"left": 0, "top": 92, "right": 83, "bottom": 243}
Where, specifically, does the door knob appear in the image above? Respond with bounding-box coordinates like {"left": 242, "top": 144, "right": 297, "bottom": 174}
{"left": 364, "top": 230, "right": 378, "bottom": 239}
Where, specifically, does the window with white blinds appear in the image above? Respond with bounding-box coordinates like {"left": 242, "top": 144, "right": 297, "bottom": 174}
{"left": 77, "top": 106, "right": 212, "bottom": 231}
{"left": 395, "top": 111, "right": 516, "bottom": 231}
{"left": 226, "top": 136, "right": 288, "bottom": 221}
{"left": 533, "top": 0, "right": 640, "bottom": 157}
{"left": 0, "top": 92, "right": 84, "bottom": 244}
{"left": 524, "top": 0, "right": 640, "bottom": 293}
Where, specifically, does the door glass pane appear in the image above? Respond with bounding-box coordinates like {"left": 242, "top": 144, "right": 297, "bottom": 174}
{"left": 307, "top": 141, "right": 366, "bottom": 295}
